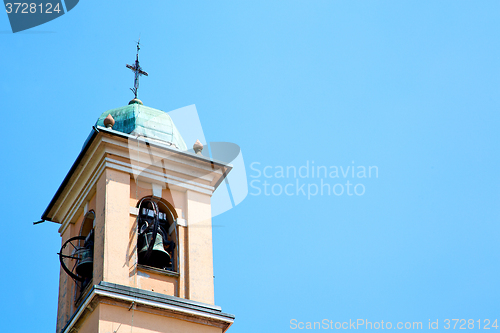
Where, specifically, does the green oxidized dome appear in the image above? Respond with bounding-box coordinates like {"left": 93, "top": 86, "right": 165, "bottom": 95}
{"left": 95, "top": 100, "right": 187, "bottom": 151}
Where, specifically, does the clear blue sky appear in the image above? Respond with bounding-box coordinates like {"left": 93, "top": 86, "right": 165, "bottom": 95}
{"left": 1, "top": 1, "right": 499, "bottom": 332}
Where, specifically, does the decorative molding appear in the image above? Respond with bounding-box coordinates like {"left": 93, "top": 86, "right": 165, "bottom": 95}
{"left": 60, "top": 282, "right": 234, "bottom": 333}
{"left": 58, "top": 157, "right": 106, "bottom": 235}
{"left": 105, "top": 157, "right": 215, "bottom": 193}
{"left": 52, "top": 135, "right": 104, "bottom": 222}
{"left": 100, "top": 133, "right": 223, "bottom": 175}
{"left": 52, "top": 131, "right": 229, "bottom": 234}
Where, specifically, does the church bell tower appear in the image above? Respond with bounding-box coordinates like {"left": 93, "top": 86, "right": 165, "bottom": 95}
{"left": 41, "top": 45, "right": 234, "bottom": 333}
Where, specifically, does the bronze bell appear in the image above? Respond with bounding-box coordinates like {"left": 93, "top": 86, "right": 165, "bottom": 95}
{"left": 75, "top": 248, "right": 93, "bottom": 278}
{"left": 138, "top": 232, "right": 171, "bottom": 269}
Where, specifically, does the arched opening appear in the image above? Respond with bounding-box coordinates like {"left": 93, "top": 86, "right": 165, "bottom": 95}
{"left": 136, "top": 197, "right": 178, "bottom": 272}
{"left": 74, "top": 211, "right": 95, "bottom": 304}
{"left": 56, "top": 211, "right": 95, "bottom": 306}
{"left": 79, "top": 211, "right": 94, "bottom": 239}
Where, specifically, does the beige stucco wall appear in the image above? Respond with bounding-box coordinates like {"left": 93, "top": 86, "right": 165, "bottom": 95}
{"left": 53, "top": 132, "right": 228, "bottom": 332}
{"left": 56, "top": 191, "right": 98, "bottom": 333}
{"left": 186, "top": 190, "right": 215, "bottom": 304}
{"left": 57, "top": 172, "right": 218, "bottom": 332}
{"left": 136, "top": 268, "right": 178, "bottom": 295}
{"left": 56, "top": 225, "right": 72, "bottom": 333}
{"left": 94, "top": 168, "right": 131, "bottom": 285}
{"left": 98, "top": 303, "right": 223, "bottom": 333}
{"left": 75, "top": 304, "right": 100, "bottom": 333}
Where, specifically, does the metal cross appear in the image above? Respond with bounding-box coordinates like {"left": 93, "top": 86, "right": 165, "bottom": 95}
{"left": 126, "top": 40, "right": 148, "bottom": 99}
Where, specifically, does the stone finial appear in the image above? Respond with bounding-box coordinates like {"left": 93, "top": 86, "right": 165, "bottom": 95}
{"left": 103, "top": 114, "right": 115, "bottom": 128}
{"left": 193, "top": 140, "right": 203, "bottom": 155}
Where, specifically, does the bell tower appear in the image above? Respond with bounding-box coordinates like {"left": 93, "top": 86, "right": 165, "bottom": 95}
{"left": 42, "top": 95, "right": 234, "bottom": 332}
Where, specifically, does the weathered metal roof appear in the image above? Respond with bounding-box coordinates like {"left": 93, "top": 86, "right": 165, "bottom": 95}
{"left": 95, "top": 101, "right": 187, "bottom": 150}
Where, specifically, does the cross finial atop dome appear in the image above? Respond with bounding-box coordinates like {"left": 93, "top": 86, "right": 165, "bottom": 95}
{"left": 126, "top": 39, "right": 149, "bottom": 100}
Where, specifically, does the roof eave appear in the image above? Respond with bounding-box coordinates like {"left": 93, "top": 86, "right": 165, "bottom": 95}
{"left": 41, "top": 126, "right": 232, "bottom": 222}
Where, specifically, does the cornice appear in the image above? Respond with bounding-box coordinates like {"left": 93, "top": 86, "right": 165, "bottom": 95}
{"left": 51, "top": 130, "right": 230, "bottom": 233}
{"left": 60, "top": 282, "right": 234, "bottom": 333}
